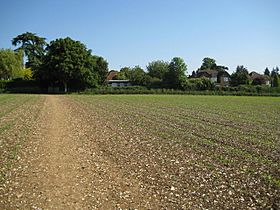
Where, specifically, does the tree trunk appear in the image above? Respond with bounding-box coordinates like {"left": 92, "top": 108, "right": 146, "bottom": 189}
{"left": 63, "top": 81, "right": 67, "bottom": 93}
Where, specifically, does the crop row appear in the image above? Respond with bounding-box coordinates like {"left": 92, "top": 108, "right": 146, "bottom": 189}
{"left": 69, "top": 95, "right": 279, "bottom": 209}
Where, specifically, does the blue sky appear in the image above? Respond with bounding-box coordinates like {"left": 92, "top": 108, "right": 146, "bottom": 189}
{"left": 0, "top": 0, "right": 279, "bottom": 74}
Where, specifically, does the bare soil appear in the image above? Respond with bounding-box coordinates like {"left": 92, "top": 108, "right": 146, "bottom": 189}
{"left": 0, "top": 95, "right": 161, "bottom": 209}
{"left": 0, "top": 95, "right": 279, "bottom": 209}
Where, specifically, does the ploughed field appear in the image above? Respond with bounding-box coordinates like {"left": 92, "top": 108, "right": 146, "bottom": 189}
{"left": 0, "top": 94, "right": 279, "bottom": 209}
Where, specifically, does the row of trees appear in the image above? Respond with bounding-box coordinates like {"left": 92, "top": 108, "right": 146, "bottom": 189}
{"left": 0, "top": 32, "right": 279, "bottom": 92}
{"left": 114, "top": 57, "right": 188, "bottom": 89}
{"left": 1, "top": 32, "right": 109, "bottom": 92}
{"left": 230, "top": 65, "right": 279, "bottom": 87}
{"left": 113, "top": 57, "right": 280, "bottom": 89}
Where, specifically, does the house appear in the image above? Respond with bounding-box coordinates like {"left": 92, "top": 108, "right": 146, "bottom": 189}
{"left": 107, "top": 80, "right": 131, "bottom": 87}
{"left": 106, "top": 71, "right": 118, "bottom": 80}
{"left": 195, "top": 69, "right": 230, "bottom": 86}
{"left": 249, "top": 72, "right": 271, "bottom": 86}
{"left": 106, "top": 71, "right": 132, "bottom": 87}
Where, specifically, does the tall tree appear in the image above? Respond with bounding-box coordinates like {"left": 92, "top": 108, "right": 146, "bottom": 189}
{"left": 271, "top": 66, "right": 279, "bottom": 77}
{"left": 147, "top": 60, "right": 169, "bottom": 80}
{"left": 128, "top": 66, "right": 150, "bottom": 86}
{"left": 264, "top": 67, "right": 270, "bottom": 76}
{"left": 272, "top": 74, "right": 279, "bottom": 87}
{"left": 38, "top": 37, "right": 101, "bottom": 92}
{"left": 200, "top": 57, "right": 217, "bottom": 70}
{"left": 199, "top": 57, "right": 228, "bottom": 72}
{"left": 271, "top": 67, "right": 279, "bottom": 87}
{"left": 92, "top": 56, "right": 109, "bottom": 85}
{"left": 114, "top": 67, "right": 130, "bottom": 80}
{"left": 230, "top": 65, "right": 250, "bottom": 86}
{"left": 236, "top": 65, "right": 249, "bottom": 74}
{"left": 12, "top": 32, "right": 47, "bottom": 70}
{"left": 164, "top": 57, "right": 187, "bottom": 89}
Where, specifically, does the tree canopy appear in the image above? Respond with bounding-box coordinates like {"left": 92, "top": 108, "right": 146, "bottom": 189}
{"left": 147, "top": 60, "right": 169, "bottom": 80}
{"left": 164, "top": 57, "right": 187, "bottom": 89}
{"left": 0, "top": 49, "right": 23, "bottom": 80}
{"left": 230, "top": 65, "right": 250, "bottom": 86}
{"left": 12, "top": 32, "right": 47, "bottom": 70}
{"left": 38, "top": 37, "right": 102, "bottom": 92}
{"left": 200, "top": 57, "right": 217, "bottom": 70}
{"left": 264, "top": 67, "right": 270, "bottom": 76}
{"left": 271, "top": 67, "right": 279, "bottom": 87}
{"left": 198, "top": 57, "right": 228, "bottom": 72}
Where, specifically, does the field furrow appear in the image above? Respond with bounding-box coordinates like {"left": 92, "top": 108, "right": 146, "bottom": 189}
{"left": 1, "top": 94, "right": 279, "bottom": 209}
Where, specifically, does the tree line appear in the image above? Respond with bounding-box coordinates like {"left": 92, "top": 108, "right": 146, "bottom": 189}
{"left": 0, "top": 32, "right": 279, "bottom": 92}
{"left": 1, "top": 32, "right": 109, "bottom": 92}
{"left": 113, "top": 58, "right": 279, "bottom": 90}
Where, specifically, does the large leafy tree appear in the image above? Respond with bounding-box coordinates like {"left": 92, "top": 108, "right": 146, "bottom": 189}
{"left": 92, "top": 56, "right": 109, "bottom": 85}
{"left": 200, "top": 57, "right": 217, "bottom": 70}
{"left": 147, "top": 60, "right": 169, "bottom": 80}
{"left": 128, "top": 66, "right": 150, "bottom": 86}
{"left": 38, "top": 37, "right": 101, "bottom": 92}
{"left": 0, "top": 49, "right": 23, "bottom": 80}
{"left": 114, "top": 67, "right": 130, "bottom": 80}
{"left": 230, "top": 65, "right": 250, "bottom": 86}
{"left": 164, "top": 57, "right": 187, "bottom": 89}
{"left": 12, "top": 32, "right": 47, "bottom": 70}
{"left": 271, "top": 67, "right": 279, "bottom": 87}
{"left": 199, "top": 57, "right": 228, "bottom": 72}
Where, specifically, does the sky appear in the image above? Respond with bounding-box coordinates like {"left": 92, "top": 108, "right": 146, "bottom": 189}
{"left": 0, "top": 0, "right": 279, "bottom": 74}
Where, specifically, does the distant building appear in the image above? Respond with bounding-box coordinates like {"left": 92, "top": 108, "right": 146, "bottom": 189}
{"left": 106, "top": 71, "right": 119, "bottom": 80}
{"left": 106, "top": 71, "right": 132, "bottom": 87}
{"left": 195, "top": 69, "right": 230, "bottom": 86}
{"left": 107, "top": 80, "right": 131, "bottom": 87}
{"left": 249, "top": 72, "right": 271, "bottom": 86}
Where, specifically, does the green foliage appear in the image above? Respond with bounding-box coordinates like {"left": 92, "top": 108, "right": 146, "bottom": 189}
{"left": 20, "top": 68, "right": 33, "bottom": 80}
{"left": 114, "top": 67, "right": 130, "bottom": 80}
{"left": 92, "top": 56, "right": 109, "bottom": 84}
{"left": 198, "top": 57, "right": 228, "bottom": 72}
{"left": 0, "top": 49, "right": 23, "bottom": 79}
{"left": 236, "top": 65, "right": 249, "bottom": 74}
{"left": 147, "top": 60, "right": 169, "bottom": 80}
{"left": 271, "top": 66, "right": 279, "bottom": 77}
{"left": 230, "top": 66, "right": 250, "bottom": 86}
{"left": 271, "top": 67, "right": 279, "bottom": 87}
{"left": 264, "top": 67, "right": 270, "bottom": 76}
{"left": 200, "top": 57, "right": 217, "bottom": 70}
{"left": 272, "top": 74, "right": 279, "bottom": 87}
{"left": 114, "top": 66, "right": 151, "bottom": 86}
{"left": 128, "top": 66, "right": 151, "bottom": 86}
{"left": 12, "top": 32, "right": 46, "bottom": 70}
{"left": 163, "top": 57, "right": 187, "bottom": 89}
{"left": 38, "top": 37, "right": 102, "bottom": 92}
{"left": 0, "top": 79, "right": 41, "bottom": 93}
{"left": 81, "top": 85, "right": 280, "bottom": 96}
{"left": 183, "top": 78, "right": 215, "bottom": 91}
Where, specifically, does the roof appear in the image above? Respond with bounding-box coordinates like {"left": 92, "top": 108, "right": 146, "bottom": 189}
{"left": 249, "top": 71, "right": 270, "bottom": 81}
{"left": 197, "top": 69, "right": 219, "bottom": 77}
{"left": 106, "top": 71, "right": 118, "bottom": 80}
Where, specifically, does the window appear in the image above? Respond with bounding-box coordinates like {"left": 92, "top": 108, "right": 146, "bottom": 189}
{"left": 224, "top": 77, "right": 229, "bottom": 82}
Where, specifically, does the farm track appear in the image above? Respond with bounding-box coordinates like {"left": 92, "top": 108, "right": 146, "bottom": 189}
{"left": 0, "top": 94, "right": 279, "bottom": 209}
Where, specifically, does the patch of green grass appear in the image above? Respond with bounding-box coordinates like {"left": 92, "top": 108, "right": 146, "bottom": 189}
{"left": 263, "top": 174, "right": 280, "bottom": 188}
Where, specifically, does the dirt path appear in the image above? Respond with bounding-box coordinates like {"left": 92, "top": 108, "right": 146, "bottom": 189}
{"left": 0, "top": 95, "right": 161, "bottom": 209}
